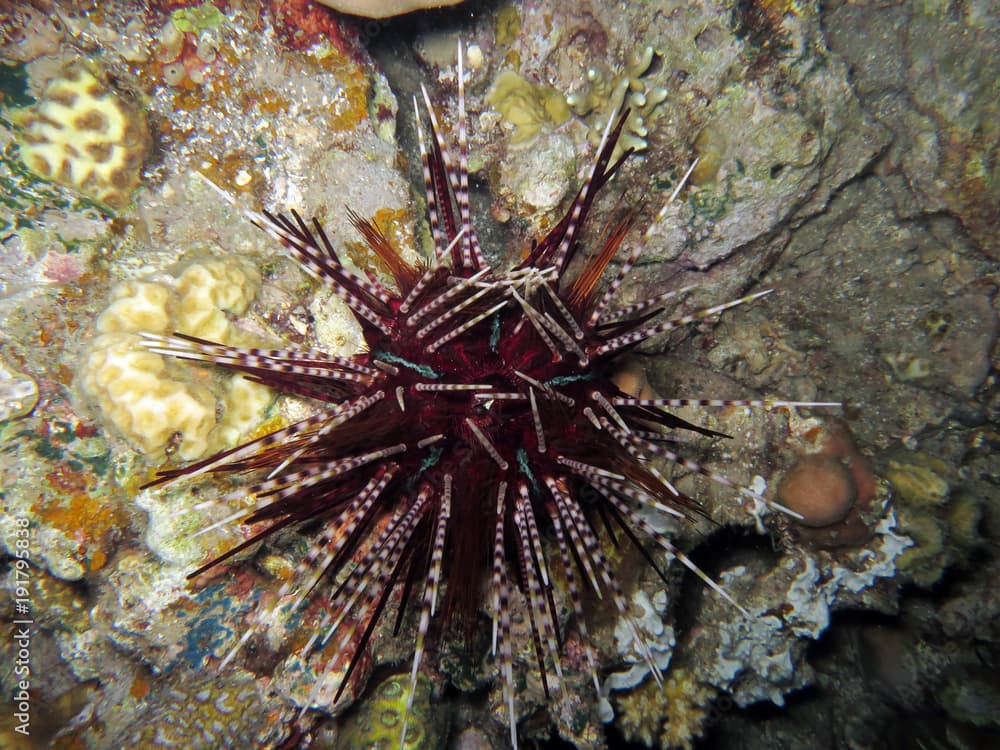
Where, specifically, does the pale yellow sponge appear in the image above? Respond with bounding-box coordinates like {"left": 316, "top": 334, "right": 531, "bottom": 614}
{"left": 12, "top": 64, "right": 150, "bottom": 209}
{"left": 81, "top": 257, "right": 269, "bottom": 462}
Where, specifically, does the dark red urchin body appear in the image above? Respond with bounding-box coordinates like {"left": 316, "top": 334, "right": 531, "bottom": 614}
{"left": 140, "top": 48, "right": 834, "bottom": 748}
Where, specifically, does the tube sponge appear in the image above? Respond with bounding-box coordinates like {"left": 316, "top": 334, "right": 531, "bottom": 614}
{"left": 11, "top": 64, "right": 150, "bottom": 209}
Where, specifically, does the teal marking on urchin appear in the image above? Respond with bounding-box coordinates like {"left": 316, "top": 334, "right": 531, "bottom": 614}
{"left": 407, "top": 446, "right": 444, "bottom": 490}
{"left": 373, "top": 350, "right": 440, "bottom": 378}
{"left": 545, "top": 372, "right": 595, "bottom": 386}
{"left": 517, "top": 448, "right": 540, "bottom": 493}
{"left": 489, "top": 313, "right": 501, "bottom": 352}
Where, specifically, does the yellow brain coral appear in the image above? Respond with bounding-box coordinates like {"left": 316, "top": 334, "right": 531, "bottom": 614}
{"left": 80, "top": 258, "right": 269, "bottom": 462}
{"left": 12, "top": 64, "right": 150, "bottom": 209}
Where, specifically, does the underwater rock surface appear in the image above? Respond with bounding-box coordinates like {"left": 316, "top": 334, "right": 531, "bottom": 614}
{"left": 0, "top": 1, "right": 995, "bottom": 749}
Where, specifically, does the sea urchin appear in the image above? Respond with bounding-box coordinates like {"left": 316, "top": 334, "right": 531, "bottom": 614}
{"left": 139, "top": 48, "right": 835, "bottom": 747}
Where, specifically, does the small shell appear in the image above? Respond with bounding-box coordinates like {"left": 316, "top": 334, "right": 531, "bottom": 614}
{"left": 0, "top": 368, "right": 38, "bottom": 421}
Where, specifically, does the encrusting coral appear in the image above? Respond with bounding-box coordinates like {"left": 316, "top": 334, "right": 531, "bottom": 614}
{"left": 154, "top": 1, "right": 226, "bottom": 88}
{"left": 10, "top": 64, "right": 150, "bottom": 209}
{"left": 486, "top": 70, "right": 572, "bottom": 144}
{"left": 887, "top": 453, "right": 983, "bottom": 588}
{"left": 334, "top": 673, "right": 443, "bottom": 750}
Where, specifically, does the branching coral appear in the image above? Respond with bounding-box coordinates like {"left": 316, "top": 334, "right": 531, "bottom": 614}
{"left": 615, "top": 667, "right": 715, "bottom": 750}
{"left": 566, "top": 45, "right": 669, "bottom": 158}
